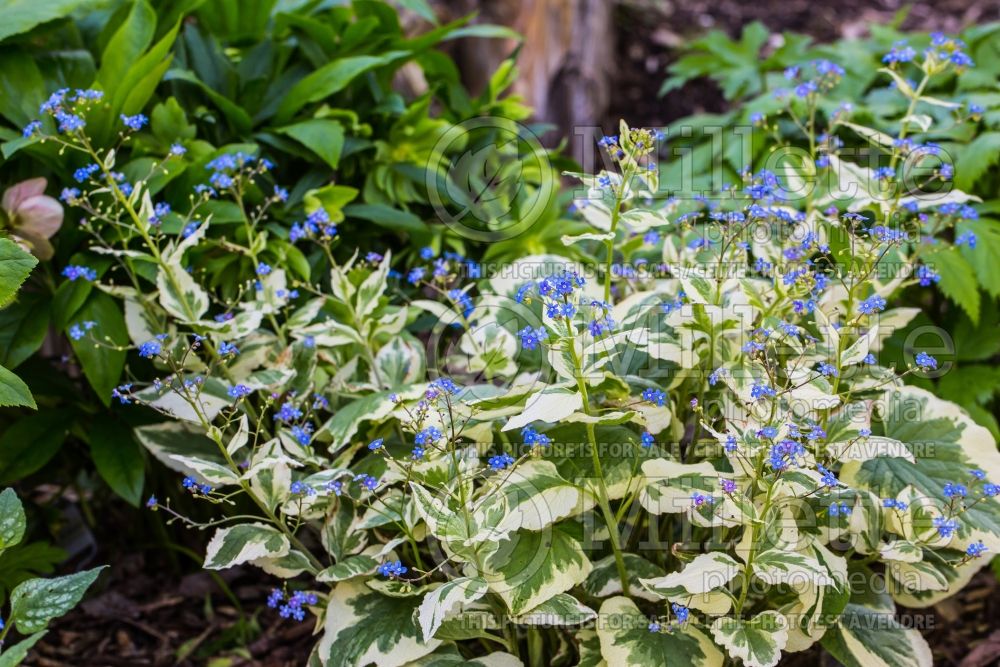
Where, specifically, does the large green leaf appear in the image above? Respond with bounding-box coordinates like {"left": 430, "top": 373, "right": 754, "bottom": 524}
{"left": 925, "top": 246, "right": 979, "bottom": 323}
{"left": 67, "top": 291, "right": 128, "bottom": 405}
{"left": 89, "top": 419, "right": 144, "bottom": 507}
{"left": 0, "top": 290, "right": 50, "bottom": 369}
{"left": 955, "top": 132, "right": 1000, "bottom": 191}
{"left": 10, "top": 566, "right": 105, "bottom": 634}
{"left": 0, "top": 0, "right": 97, "bottom": 41}
{"left": 277, "top": 119, "right": 345, "bottom": 170}
{"left": 0, "top": 364, "right": 34, "bottom": 409}
{"left": 274, "top": 52, "right": 410, "bottom": 123}
{"left": 0, "top": 238, "right": 37, "bottom": 309}
{"left": 0, "top": 412, "right": 70, "bottom": 483}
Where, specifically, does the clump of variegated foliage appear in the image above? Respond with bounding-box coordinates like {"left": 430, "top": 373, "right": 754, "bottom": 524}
{"left": 34, "top": 32, "right": 1000, "bottom": 667}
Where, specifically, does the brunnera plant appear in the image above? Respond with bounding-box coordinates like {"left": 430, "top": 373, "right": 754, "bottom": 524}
{"left": 21, "top": 34, "right": 1000, "bottom": 667}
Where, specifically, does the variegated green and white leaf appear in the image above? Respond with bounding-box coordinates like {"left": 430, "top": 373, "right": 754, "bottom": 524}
{"left": 710, "top": 611, "right": 788, "bottom": 667}
{"left": 483, "top": 526, "right": 592, "bottom": 616}
{"left": 495, "top": 460, "right": 593, "bottom": 533}
{"left": 511, "top": 593, "right": 596, "bottom": 625}
{"left": 417, "top": 577, "right": 488, "bottom": 641}
{"left": 204, "top": 523, "right": 290, "bottom": 570}
{"left": 820, "top": 603, "right": 932, "bottom": 667}
{"left": 640, "top": 552, "right": 741, "bottom": 614}
{"left": 315, "top": 580, "right": 440, "bottom": 667}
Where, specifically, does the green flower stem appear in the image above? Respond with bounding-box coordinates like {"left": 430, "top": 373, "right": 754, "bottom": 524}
{"left": 564, "top": 322, "right": 631, "bottom": 596}
{"left": 603, "top": 162, "right": 637, "bottom": 303}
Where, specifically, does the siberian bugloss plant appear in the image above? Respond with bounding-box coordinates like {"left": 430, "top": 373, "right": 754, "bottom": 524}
{"left": 26, "top": 33, "right": 1000, "bottom": 667}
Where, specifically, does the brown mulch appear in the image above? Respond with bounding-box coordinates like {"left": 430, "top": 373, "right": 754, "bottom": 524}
{"left": 19, "top": 553, "right": 1000, "bottom": 666}
{"left": 22, "top": 553, "right": 316, "bottom": 667}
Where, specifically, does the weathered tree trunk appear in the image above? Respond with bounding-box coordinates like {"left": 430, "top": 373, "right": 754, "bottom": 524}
{"left": 442, "top": 0, "right": 615, "bottom": 158}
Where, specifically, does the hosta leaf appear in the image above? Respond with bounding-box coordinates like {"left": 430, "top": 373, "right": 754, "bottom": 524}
{"left": 710, "top": 611, "right": 788, "bottom": 667}
{"left": 315, "top": 580, "right": 440, "bottom": 667}
{"left": 596, "top": 596, "right": 723, "bottom": 667}
{"left": 10, "top": 567, "right": 104, "bottom": 634}
{"left": 417, "top": 577, "right": 488, "bottom": 641}
{"left": 820, "top": 603, "right": 932, "bottom": 667}
{"left": 483, "top": 526, "right": 592, "bottom": 616}
{"left": 204, "top": 523, "right": 290, "bottom": 569}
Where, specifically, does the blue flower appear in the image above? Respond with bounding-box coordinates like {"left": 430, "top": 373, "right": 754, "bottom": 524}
{"left": 641, "top": 431, "right": 654, "bottom": 448}
{"left": 22, "top": 120, "right": 42, "bottom": 137}
{"left": 112, "top": 383, "right": 133, "bottom": 404}
{"left": 291, "top": 424, "right": 313, "bottom": 446}
{"left": 256, "top": 262, "right": 272, "bottom": 276}
{"left": 648, "top": 621, "right": 661, "bottom": 633}
{"left": 69, "top": 320, "right": 96, "bottom": 341}
{"left": 817, "top": 362, "right": 838, "bottom": 377}
{"left": 750, "top": 382, "right": 776, "bottom": 401}
{"left": 882, "top": 41, "right": 916, "bottom": 64}
{"left": 955, "top": 231, "right": 977, "bottom": 248}
{"left": 228, "top": 384, "right": 253, "bottom": 399}
{"left": 967, "top": 541, "right": 988, "bottom": 558}
{"left": 671, "top": 603, "right": 690, "bottom": 623}
{"left": 857, "top": 295, "right": 887, "bottom": 316}
{"left": 518, "top": 326, "right": 547, "bottom": 351}
{"left": 120, "top": 113, "right": 148, "bottom": 131}
{"left": 219, "top": 341, "right": 239, "bottom": 356}
{"left": 915, "top": 352, "right": 937, "bottom": 370}
{"left": 488, "top": 453, "right": 516, "bottom": 470}
{"left": 138, "top": 339, "right": 162, "bottom": 358}
{"left": 721, "top": 479, "right": 737, "bottom": 494}
{"left": 377, "top": 560, "right": 408, "bottom": 578}
{"left": 368, "top": 438, "right": 384, "bottom": 451}
{"left": 641, "top": 388, "right": 667, "bottom": 406}
{"left": 943, "top": 483, "right": 967, "bottom": 498}
{"left": 522, "top": 426, "right": 551, "bottom": 447}
{"left": 169, "top": 143, "right": 187, "bottom": 156}
{"left": 420, "top": 246, "right": 435, "bottom": 260}
{"left": 828, "top": 502, "right": 852, "bottom": 517}
{"left": 817, "top": 464, "right": 839, "bottom": 487}
{"left": 267, "top": 589, "right": 284, "bottom": 609}
{"left": 916, "top": 265, "right": 940, "bottom": 287}
{"left": 54, "top": 111, "right": 85, "bottom": 133}
{"left": 274, "top": 402, "right": 303, "bottom": 422}
{"left": 415, "top": 426, "right": 442, "bottom": 446}
{"left": 145, "top": 495, "right": 157, "bottom": 509}
{"left": 933, "top": 516, "right": 959, "bottom": 538}
{"left": 62, "top": 265, "right": 97, "bottom": 282}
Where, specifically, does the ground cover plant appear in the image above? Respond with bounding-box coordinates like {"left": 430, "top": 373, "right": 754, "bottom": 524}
{"left": 5, "top": 24, "right": 1000, "bottom": 666}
